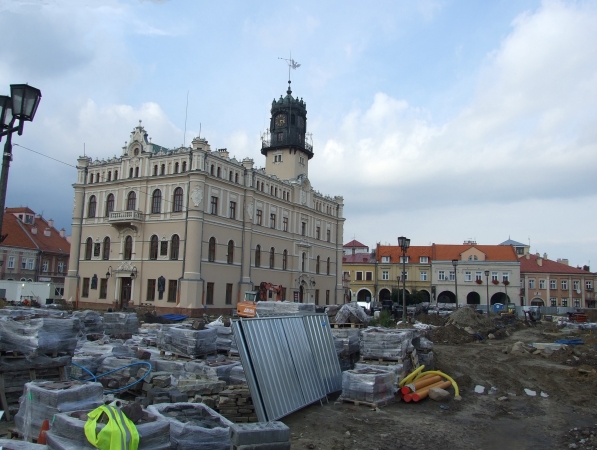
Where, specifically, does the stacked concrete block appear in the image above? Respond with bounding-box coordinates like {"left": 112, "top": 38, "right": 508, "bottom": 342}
{"left": 72, "top": 310, "right": 104, "bottom": 335}
{"left": 148, "top": 402, "right": 234, "bottom": 450}
{"left": 331, "top": 327, "right": 360, "bottom": 356}
{"left": 159, "top": 325, "right": 217, "bottom": 357}
{"left": 103, "top": 312, "right": 139, "bottom": 336}
{"left": 229, "top": 421, "right": 291, "bottom": 450}
{"left": 412, "top": 336, "right": 435, "bottom": 370}
{"left": 206, "top": 323, "right": 234, "bottom": 352}
{"left": 0, "top": 316, "right": 80, "bottom": 356}
{"left": 256, "top": 301, "right": 316, "bottom": 315}
{"left": 0, "top": 439, "right": 47, "bottom": 449}
{"left": 176, "top": 378, "right": 226, "bottom": 396}
{"left": 184, "top": 359, "right": 241, "bottom": 384}
{"left": 46, "top": 408, "right": 170, "bottom": 450}
{"left": 359, "top": 327, "right": 414, "bottom": 361}
{"left": 14, "top": 381, "right": 104, "bottom": 441}
{"left": 216, "top": 385, "right": 257, "bottom": 423}
{"left": 335, "top": 303, "right": 370, "bottom": 325}
{"left": 340, "top": 367, "right": 397, "bottom": 404}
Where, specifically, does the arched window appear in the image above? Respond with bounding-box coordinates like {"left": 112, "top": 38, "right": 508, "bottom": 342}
{"left": 301, "top": 252, "right": 306, "bottom": 272}
{"left": 103, "top": 237, "right": 110, "bottom": 260}
{"left": 96, "top": 173, "right": 100, "bottom": 183}
{"left": 151, "top": 189, "right": 162, "bottom": 214}
{"left": 316, "top": 256, "right": 320, "bottom": 274}
{"left": 114, "top": 170, "right": 118, "bottom": 180}
{"left": 327, "top": 257, "right": 331, "bottom": 275}
{"left": 182, "top": 161, "right": 187, "bottom": 172}
{"left": 208, "top": 237, "right": 216, "bottom": 262}
{"left": 105, "top": 194, "right": 114, "bottom": 217}
{"left": 124, "top": 236, "right": 133, "bottom": 260}
{"left": 229, "top": 171, "right": 233, "bottom": 181}
{"left": 255, "top": 245, "right": 261, "bottom": 267}
{"left": 107, "top": 171, "right": 112, "bottom": 181}
{"left": 282, "top": 250, "right": 288, "bottom": 270}
{"left": 153, "top": 165, "right": 158, "bottom": 176}
{"left": 227, "top": 240, "right": 234, "bottom": 264}
{"left": 150, "top": 235, "right": 159, "bottom": 260}
{"left": 84, "top": 237, "right": 93, "bottom": 260}
{"left": 235, "top": 173, "right": 238, "bottom": 183}
{"left": 134, "top": 167, "right": 139, "bottom": 177}
{"left": 127, "top": 191, "right": 136, "bottom": 210}
{"left": 217, "top": 167, "right": 221, "bottom": 178}
{"left": 174, "top": 162, "right": 179, "bottom": 173}
{"left": 160, "top": 164, "right": 165, "bottom": 175}
{"left": 88, "top": 174, "right": 93, "bottom": 184}
{"left": 88, "top": 196, "right": 97, "bottom": 218}
{"left": 269, "top": 247, "right": 275, "bottom": 269}
{"left": 171, "top": 235, "right": 180, "bottom": 260}
{"left": 210, "top": 164, "right": 214, "bottom": 175}
{"left": 129, "top": 168, "right": 133, "bottom": 178}
{"left": 173, "top": 187, "right": 183, "bottom": 212}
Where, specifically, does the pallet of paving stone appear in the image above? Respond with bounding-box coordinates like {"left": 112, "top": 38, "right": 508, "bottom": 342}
{"left": 359, "top": 356, "right": 403, "bottom": 365}
{"left": 0, "top": 354, "right": 71, "bottom": 420}
{"left": 336, "top": 396, "right": 396, "bottom": 409}
{"left": 159, "top": 349, "right": 217, "bottom": 360}
{"left": 332, "top": 323, "right": 364, "bottom": 329}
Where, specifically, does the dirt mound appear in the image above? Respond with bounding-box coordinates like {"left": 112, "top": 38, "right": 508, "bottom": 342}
{"left": 428, "top": 324, "right": 478, "bottom": 344}
{"left": 447, "top": 307, "right": 494, "bottom": 332}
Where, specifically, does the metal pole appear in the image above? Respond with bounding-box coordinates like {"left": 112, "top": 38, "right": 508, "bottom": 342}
{"left": 486, "top": 272, "right": 490, "bottom": 316}
{"left": 454, "top": 266, "right": 458, "bottom": 308}
{"left": 402, "top": 250, "right": 406, "bottom": 324}
{"left": 0, "top": 128, "right": 14, "bottom": 243}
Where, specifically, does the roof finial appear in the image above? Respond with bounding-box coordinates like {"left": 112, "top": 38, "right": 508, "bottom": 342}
{"left": 287, "top": 79, "right": 292, "bottom": 95}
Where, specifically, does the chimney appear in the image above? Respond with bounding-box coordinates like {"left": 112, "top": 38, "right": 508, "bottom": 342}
{"left": 59, "top": 228, "right": 66, "bottom": 238}
{"left": 543, "top": 253, "right": 547, "bottom": 260}
{"left": 242, "top": 157, "right": 254, "bottom": 170}
{"left": 217, "top": 148, "right": 229, "bottom": 159}
{"left": 48, "top": 218, "right": 54, "bottom": 228}
{"left": 31, "top": 226, "right": 37, "bottom": 235}
{"left": 535, "top": 252, "right": 540, "bottom": 258}
{"left": 525, "top": 253, "right": 530, "bottom": 260}
{"left": 561, "top": 259, "right": 569, "bottom": 266}
{"left": 537, "top": 257, "right": 543, "bottom": 267}
{"left": 44, "top": 228, "right": 51, "bottom": 237}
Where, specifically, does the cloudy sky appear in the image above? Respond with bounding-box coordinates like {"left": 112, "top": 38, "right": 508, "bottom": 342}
{"left": 1, "top": 0, "right": 596, "bottom": 268}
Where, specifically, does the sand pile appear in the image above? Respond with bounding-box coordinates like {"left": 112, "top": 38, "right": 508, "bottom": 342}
{"left": 446, "top": 307, "right": 494, "bottom": 332}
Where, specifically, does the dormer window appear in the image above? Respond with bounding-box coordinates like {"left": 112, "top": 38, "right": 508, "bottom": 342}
{"left": 134, "top": 147, "right": 139, "bottom": 156}
{"left": 420, "top": 256, "right": 429, "bottom": 263}
{"left": 399, "top": 256, "right": 409, "bottom": 263}
{"left": 381, "top": 256, "right": 390, "bottom": 263}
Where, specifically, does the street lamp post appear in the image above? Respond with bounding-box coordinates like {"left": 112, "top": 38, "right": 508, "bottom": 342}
{"left": 452, "top": 259, "right": 458, "bottom": 308}
{"left": 484, "top": 270, "right": 490, "bottom": 315}
{"left": 0, "top": 84, "right": 42, "bottom": 243}
{"left": 398, "top": 236, "right": 410, "bottom": 325}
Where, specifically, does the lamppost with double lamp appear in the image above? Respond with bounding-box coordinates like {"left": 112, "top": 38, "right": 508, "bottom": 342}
{"left": 0, "top": 85, "right": 42, "bottom": 243}
{"left": 398, "top": 236, "right": 410, "bottom": 325}
{"left": 484, "top": 270, "right": 490, "bottom": 315}
{"left": 452, "top": 259, "right": 458, "bottom": 308}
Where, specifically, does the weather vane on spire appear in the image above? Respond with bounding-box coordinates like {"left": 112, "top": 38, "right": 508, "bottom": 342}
{"left": 278, "top": 52, "right": 300, "bottom": 90}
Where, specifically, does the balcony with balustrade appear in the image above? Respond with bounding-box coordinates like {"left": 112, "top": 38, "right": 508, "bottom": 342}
{"left": 108, "top": 210, "right": 143, "bottom": 231}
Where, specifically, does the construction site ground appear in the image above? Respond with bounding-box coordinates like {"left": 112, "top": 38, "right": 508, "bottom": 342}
{"left": 284, "top": 319, "right": 597, "bottom": 450}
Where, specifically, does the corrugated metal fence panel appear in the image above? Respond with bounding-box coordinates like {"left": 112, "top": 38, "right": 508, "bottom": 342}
{"left": 240, "top": 318, "right": 309, "bottom": 421}
{"left": 280, "top": 317, "right": 327, "bottom": 406}
{"left": 230, "top": 320, "right": 267, "bottom": 422}
{"left": 302, "top": 314, "right": 342, "bottom": 394}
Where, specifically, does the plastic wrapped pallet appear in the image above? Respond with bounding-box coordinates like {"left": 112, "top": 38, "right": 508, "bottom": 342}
{"left": 72, "top": 310, "right": 104, "bottom": 335}
{"left": 354, "top": 362, "right": 406, "bottom": 384}
{"left": 0, "top": 316, "right": 80, "bottom": 357}
{"left": 14, "top": 380, "right": 104, "bottom": 441}
{"left": 331, "top": 328, "right": 360, "bottom": 356}
{"left": 0, "top": 439, "right": 48, "bottom": 449}
{"left": 359, "top": 327, "right": 413, "bottom": 361}
{"left": 46, "top": 408, "right": 170, "bottom": 450}
{"left": 417, "top": 351, "right": 435, "bottom": 370}
{"left": 103, "top": 312, "right": 139, "bottom": 336}
{"left": 148, "top": 402, "right": 233, "bottom": 450}
{"left": 335, "top": 302, "right": 370, "bottom": 325}
{"left": 341, "top": 368, "right": 396, "bottom": 404}
{"left": 205, "top": 320, "right": 234, "bottom": 352}
{"left": 256, "top": 301, "right": 316, "bottom": 315}
{"left": 159, "top": 325, "right": 217, "bottom": 357}
{"left": 184, "top": 359, "right": 241, "bottom": 383}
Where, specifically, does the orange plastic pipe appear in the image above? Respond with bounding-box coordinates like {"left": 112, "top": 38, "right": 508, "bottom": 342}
{"left": 404, "top": 379, "right": 447, "bottom": 403}
{"left": 400, "top": 375, "right": 442, "bottom": 395}
{"left": 412, "top": 380, "right": 452, "bottom": 402}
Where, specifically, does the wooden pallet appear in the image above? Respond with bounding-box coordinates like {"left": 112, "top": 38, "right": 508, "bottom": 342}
{"left": 359, "top": 357, "right": 402, "bottom": 366}
{"left": 337, "top": 396, "right": 395, "bottom": 408}
{"left": 159, "top": 350, "right": 217, "bottom": 360}
{"left": 0, "top": 349, "right": 73, "bottom": 358}
{"left": 332, "top": 323, "right": 364, "bottom": 329}
{"left": 0, "top": 355, "right": 70, "bottom": 421}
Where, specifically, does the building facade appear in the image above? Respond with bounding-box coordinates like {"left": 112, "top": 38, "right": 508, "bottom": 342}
{"left": 520, "top": 253, "right": 595, "bottom": 308}
{"left": 431, "top": 243, "right": 520, "bottom": 306}
{"left": 0, "top": 207, "right": 70, "bottom": 299}
{"left": 64, "top": 84, "right": 345, "bottom": 315}
{"left": 341, "top": 240, "right": 375, "bottom": 302}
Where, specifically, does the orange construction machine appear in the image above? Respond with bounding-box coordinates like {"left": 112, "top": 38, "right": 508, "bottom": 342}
{"left": 236, "top": 282, "right": 284, "bottom": 318}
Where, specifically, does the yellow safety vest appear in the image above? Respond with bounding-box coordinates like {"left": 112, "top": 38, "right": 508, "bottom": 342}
{"left": 84, "top": 405, "right": 140, "bottom": 450}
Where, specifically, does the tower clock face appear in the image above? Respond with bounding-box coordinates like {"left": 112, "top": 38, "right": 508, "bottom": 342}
{"left": 275, "top": 114, "right": 286, "bottom": 127}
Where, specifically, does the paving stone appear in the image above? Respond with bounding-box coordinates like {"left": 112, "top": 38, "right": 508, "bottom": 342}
{"left": 229, "top": 421, "right": 290, "bottom": 446}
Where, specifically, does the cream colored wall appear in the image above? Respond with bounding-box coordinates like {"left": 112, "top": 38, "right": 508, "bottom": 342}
{"left": 264, "top": 148, "right": 309, "bottom": 180}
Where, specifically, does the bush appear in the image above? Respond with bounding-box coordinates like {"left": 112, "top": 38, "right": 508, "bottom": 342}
{"left": 369, "top": 310, "right": 395, "bottom": 328}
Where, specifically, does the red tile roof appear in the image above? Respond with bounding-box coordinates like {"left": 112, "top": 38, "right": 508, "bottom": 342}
{"left": 376, "top": 245, "right": 432, "bottom": 264}
{"left": 342, "top": 253, "right": 374, "bottom": 264}
{"left": 343, "top": 239, "right": 368, "bottom": 249}
{"left": 2, "top": 212, "right": 70, "bottom": 255}
{"left": 432, "top": 244, "right": 518, "bottom": 261}
{"left": 520, "top": 253, "right": 594, "bottom": 275}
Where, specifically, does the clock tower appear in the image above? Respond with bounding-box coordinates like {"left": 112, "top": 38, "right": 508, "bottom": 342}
{"left": 262, "top": 81, "right": 313, "bottom": 180}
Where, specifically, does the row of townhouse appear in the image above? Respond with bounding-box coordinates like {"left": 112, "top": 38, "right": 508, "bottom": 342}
{"left": 342, "top": 239, "right": 596, "bottom": 308}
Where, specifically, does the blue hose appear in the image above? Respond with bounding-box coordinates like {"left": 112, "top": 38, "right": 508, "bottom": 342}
{"left": 70, "top": 361, "right": 153, "bottom": 394}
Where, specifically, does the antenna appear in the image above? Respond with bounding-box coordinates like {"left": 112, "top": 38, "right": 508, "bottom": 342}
{"left": 83, "top": 143, "right": 85, "bottom": 156}
{"left": 183, "top": 91, "right": 189, "bottom": 147}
